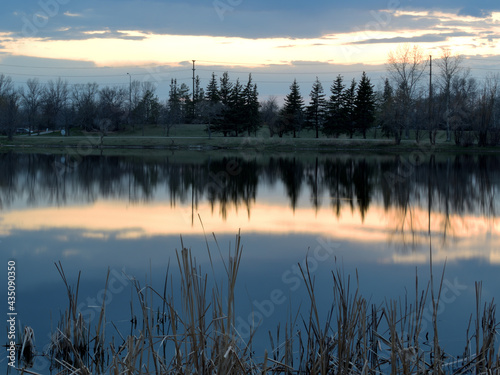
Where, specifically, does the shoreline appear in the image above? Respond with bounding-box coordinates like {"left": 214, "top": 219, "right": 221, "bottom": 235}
{"left": 2, "top": 135, "right": 500, "bottom": 155}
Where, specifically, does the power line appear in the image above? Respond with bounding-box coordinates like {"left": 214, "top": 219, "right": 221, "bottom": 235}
{"left": 2, "top": 58, "right": 499, "bottom": 81}
{"left": 196, "top": 68, "right": 388, "bottom": 75}
{"left": 0, "top": 62, "right": 189, "bottom": 70}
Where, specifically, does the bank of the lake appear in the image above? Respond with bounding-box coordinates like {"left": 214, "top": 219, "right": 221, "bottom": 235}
{"left": 3, "top": 134, "right": 500, "bottom": 155}
{"left": 2, "top": 124, "right": 500, "bottom": 154}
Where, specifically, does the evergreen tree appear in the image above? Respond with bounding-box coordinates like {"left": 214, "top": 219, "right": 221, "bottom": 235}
{"left": 203, "top": 72, "right": 222, "bottom": 137}
{"left": 243, "top": 74, "right": 261, "bottom": 136}
{"left": 138, "top": 89, "right": 160, "bottom": 126}
{"left": 194, "top": 76, "right": 203, "bottom": 102}
{"left": 324, "top": 75, "right": 345, "bottom": 137}
{"left": 206, "top": 72, "right": 220, "bottom": 103}
{"left": 219, "top": 71, "right": 232, "bottom": 106}
{"left": 168, "top": 78, "right": 182, "bottom": 125}
{"left": 379, "top": 78, "right": 396, "bottom": 138}
{"left": 227, "top": 78, "right": 245, "bottom": 136}
{"left": 306, "top": 77, "right": 326, "bottom": 138}
{"left": 280, "top": 79, "right": 305, "bottom": 138}
{"left": 214, "top": 72, "right": 233, "bottom": 136}
{"left": 343, "top": 78, "right": 357, "bottom": 138}
{"left": 354, "top": 72, "right": 376, "bottom": 138}
{"left": 189, "top": 75, "right": 206, "bottom": 124}
{"left": 179, "top": 83, "right": 191, "bottom": 120}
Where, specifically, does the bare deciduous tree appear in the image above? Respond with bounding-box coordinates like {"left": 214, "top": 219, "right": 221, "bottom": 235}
{"left": 42, "top": 78, "right": 69, "bottom": 132}
{"left": 260, "top": 96, "right": 280, "bottom": 137}
{"left": 474, "top": 74, "right": 499, "bottom": 146}
{"left": 437, "top": 49, "right": 464, "bottom": 142}
{"left": 386, "top": 44, "right": 428, "bottom": 141}
{"left": 20, "top": 78, "right": 42, "bottom": 135}
{"left": 0, "top": 74, "right": 18, "bottom": 140}
{"left": 449, "top": 72, "right": 477, "bottom": 145}
{"left": 98, "top": 86, "right": 127, "bottom": 132}
{"left": 72, "top": 82, "right": 99, "bottom": 131}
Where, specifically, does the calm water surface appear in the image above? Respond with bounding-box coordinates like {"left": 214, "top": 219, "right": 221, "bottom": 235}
{"left": 1, "top": 151, "right": 499, "bottom": 371}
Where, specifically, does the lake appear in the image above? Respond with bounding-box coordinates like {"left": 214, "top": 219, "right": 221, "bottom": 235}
{"left": 1, "top": 150, "right": 499, "bottom": 372}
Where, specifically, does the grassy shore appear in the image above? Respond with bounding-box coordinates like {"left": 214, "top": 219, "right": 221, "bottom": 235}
{"left": 2, "top": 124, "right": 500, "bottom": 155}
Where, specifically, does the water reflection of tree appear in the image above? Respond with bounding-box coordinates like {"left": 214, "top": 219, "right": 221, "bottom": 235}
{"left": 0, "top": 152, "right": 17, "bottom": 209}
{"left": 382, "top": 154, "right": 500, "bottom": 252}
{"left": 352, "top": 159, "right": 374, "bottom": 222}
{"left": 324, "top": 157, "right": 376, "bottom": 219}
{"left": 206, "top": 158, "right": 259, "bottom": 220}
{"left": 0, "top": 153, "right": 498, "bottom": 241}
{"left": 305, "top": 157, "right": 323, "bottom": 214}
{"left": 381, "top": 156, "right": 422, "bottom": 252}
{"left": 279, "top": 158, "right": 303, "bottom": 212}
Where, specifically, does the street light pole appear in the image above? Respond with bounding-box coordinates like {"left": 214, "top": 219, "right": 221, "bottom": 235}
{"left": 127, "top": 73, "right": 131, "bottom": 126}
{"left": 192, "top": 60, "right": 196, "bottom": 118}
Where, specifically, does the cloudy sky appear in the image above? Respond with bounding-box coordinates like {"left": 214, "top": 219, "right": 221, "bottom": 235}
{"left": 1, "top": 0, "right": 499, "bottom": 99}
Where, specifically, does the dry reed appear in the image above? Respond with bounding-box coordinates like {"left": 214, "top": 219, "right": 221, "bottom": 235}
{"left": 13, "top": 234, "right": 499, "bottom": 375}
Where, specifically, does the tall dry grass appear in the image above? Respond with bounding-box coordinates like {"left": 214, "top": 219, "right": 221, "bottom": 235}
{"left": 13, "top": 234, "right": 499, "bottom": 374}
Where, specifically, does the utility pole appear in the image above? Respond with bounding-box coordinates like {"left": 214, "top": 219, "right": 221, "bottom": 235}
{"left": 429, "top": 55, "right": 433, "bottom": 143}
{"left": 192, "top": 60, "right": 196, "bottom": 118}
{"left": 127, "top": 73, "right": 132, "bottom": 126}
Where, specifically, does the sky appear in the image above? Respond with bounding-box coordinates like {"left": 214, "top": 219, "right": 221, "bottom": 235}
{"left": 0, "top": 0, "right": 499, "bottom": 100}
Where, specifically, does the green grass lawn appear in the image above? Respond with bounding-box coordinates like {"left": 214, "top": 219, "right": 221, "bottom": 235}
{"left": 2, "top": 124, "right": 499, "bottom": 155}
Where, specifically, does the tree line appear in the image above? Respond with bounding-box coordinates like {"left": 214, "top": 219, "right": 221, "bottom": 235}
{"left": 0, "top": 45, "right": 499, "bottom": 146}
{"left": 0, "top": 70, "right": 377, "bottom": 140}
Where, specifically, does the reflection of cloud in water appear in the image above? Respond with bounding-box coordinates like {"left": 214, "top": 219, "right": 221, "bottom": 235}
{"left": 81, "top": 231, "right": 110, "bottom": 240}
{"left": 62, "top": 249, "right": 81, "bottom": 257}
{"left": 1, "top": 199, "right": 499, "bottom": 264}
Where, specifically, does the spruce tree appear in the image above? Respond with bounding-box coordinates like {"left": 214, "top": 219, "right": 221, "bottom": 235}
{"left": 219, "top": 71, "right": 232, "bottom": 105}
{"left": 324, "top": 74, "right": 345, "bottom": 137}
{"left": 206, "top": 72, "right": 220, "bottom": 103}
{"left": 203, "top": 73, "right": 221, "bottom": 137}
{"left": 306, "top": 77, "right": 326, "bottom": 138}
{"left": 168, "top": 78, "right": 181, "bottom": 125}
{"left": 343, "top": 78, "right": 357, "bottom": 138}
{"left": 354, "top": 72, "right": 375, "bottom": 139}
{"left": 380, "top": 78, "right": 396, "bottom": 139}
{"left": 179, "top": 83, "right": 191, "bottom": 121}
{"left": 243, "top": 74, "right": 260, "bottom": 136}
{"left": 281, "top": 79, "right": 305, "bottom": 138}
{"left": 213, "top": 71, "right": 232, "bottom": 136}
{"left": 191, "top": 75, "right": 204, "bottom": 122}
{"left": 227, "top": 78, "right": 245, "bottom": 136}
